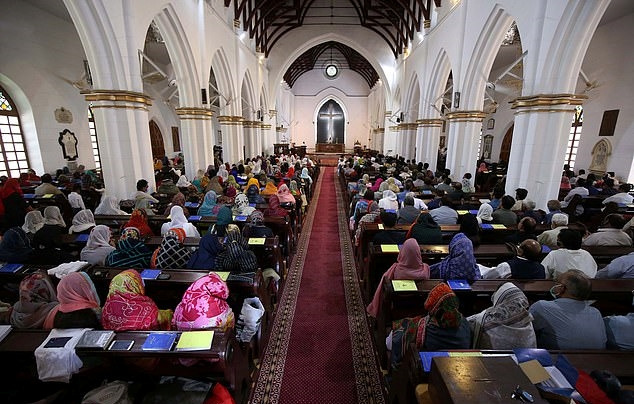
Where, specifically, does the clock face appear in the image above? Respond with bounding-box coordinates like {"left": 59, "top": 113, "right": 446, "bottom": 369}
{"left": 325, "top": 64, "right": 338, "bottom": 78}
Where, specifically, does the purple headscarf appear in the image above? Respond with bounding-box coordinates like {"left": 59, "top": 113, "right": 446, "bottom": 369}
{"left": 429, "top": 232, "right": 481, "bottom": 281}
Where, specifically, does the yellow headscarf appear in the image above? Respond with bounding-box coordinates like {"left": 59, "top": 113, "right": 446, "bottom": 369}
{"left": 261, "top": 180, "right": 278, "bottom": 196}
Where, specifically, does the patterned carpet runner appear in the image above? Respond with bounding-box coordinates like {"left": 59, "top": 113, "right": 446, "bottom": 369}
{"left": 250, "top": 168, "right": 385, "bottom": 403}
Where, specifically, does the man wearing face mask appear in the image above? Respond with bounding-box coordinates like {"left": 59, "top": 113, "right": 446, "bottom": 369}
{"left": 529, "top": 270, "right": 606, "bottom": 349}
{"left": 541, "top": 228, "right": 597, "bottom": 279}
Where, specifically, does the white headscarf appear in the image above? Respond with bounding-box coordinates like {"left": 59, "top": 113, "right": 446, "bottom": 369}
{"left": 95, "top": 195, "right": 127, "bottom": 215}
{"left": 80, "top": 225, "right": 115, "bottom": 266}
{"left": 217, "top": 166, "right": 229, "bottom": 181}
{"left": 166, "top": 205, "right": 188, "bottom": 228}
{"left": 43, "top": 206, "right": 66, "bottom": 227}
{"left": 176, "top": 175, "right": 192, "bottom": 188}
{"left": 68, "top": 209, "right": 96, "bottom": 233}
{"left": 22, "top": 210, "right": 45, "bottom": 234}
{"left": 476, "top": 203, "right": 494, "bottom": 224}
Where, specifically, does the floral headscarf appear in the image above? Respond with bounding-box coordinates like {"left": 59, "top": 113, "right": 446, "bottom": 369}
{"left": 173, "top": 273, "right": 235, "bottom": 331}
{"left": 102, "top": 269, "right": 172, "bottom": 331}
{"left": 10, "top": 271, "right": 58, "bottom": 329}
{"left": 277, "top": 184, "right": 295, "bottom": 204}
{"left": 265, "top": 194, "right": 287, "bottom": 217}
{"left": 123, "top": 209, "right": 154, "bottom": 237}
{"left": 232, "top": 194, "right": 255, "bottom": 216}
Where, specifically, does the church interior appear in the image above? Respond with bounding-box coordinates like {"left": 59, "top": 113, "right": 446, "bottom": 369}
{"left": 0, "top": 0, "right": 633, "bottom": 403}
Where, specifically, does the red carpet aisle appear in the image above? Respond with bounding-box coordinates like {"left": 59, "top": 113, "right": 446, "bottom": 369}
{"left": 250, "top": 169, "right": 385, "bottom": 404}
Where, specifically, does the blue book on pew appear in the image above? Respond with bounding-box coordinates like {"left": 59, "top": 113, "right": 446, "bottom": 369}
{"left": 23, "top": 193, "right": 36, "bottom": 199}
{"left": 541, "top": 245, "right": 552, "bottom": 253}
{"left": 422, "top": 190, "right": 433, "bottom": 195}
{"left": 234, "top": 215, "right": 248, "bottom": 222}
{"left": 188, "top": 215, "right": 202, "bottom": 222}
{"left": 385, "top": 209, "right": 397, "bottom": 214}
{"left": 0, "top": 263, "right": 24, "bottom": 273}
{"left": 419, "top": 351, "right": 450, "bottom": 372}
{"left": 469, "top": 210, "right": 479, "bottom": 215}
{"left": 249, "top": 203, "right": 256, "bottom": 208}
{"left": 447, "top": 279, "right": 471, "bottom": 290}
{"left": 480, "top": 223, "right": 493, "bottom": 230}
{"left": 141, "top": 332, "right": 177, "bottom": 351}
{"left": 75, "top": 234, "right": 89, "bottom": 243}
{"left": 184, "top": 202, "right": 199, "bottom": 209}
{"left": 140, "top": 269, "right": 161, "bottom": 280}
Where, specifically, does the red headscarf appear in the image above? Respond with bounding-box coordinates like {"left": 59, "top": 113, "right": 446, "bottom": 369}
{"left": 1, "top": 178, "right": 24, "bottom": 199}
{"left": 277, "top": 184, "right": 295, "bottom": 204}
{"left": 265, "top": 194, "right": 288, "bottom": 217}
{"left": 123, "top": 209, "right": 154, "bottom": 237}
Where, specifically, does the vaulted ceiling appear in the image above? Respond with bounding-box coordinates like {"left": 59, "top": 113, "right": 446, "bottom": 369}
{"left": 226, "top": 0, "right": 442, "bottom": 57}
{"left": 283, "top": 41, "right": 379, "bottom": 88}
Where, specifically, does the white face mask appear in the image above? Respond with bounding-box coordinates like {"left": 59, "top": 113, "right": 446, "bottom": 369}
{"left": 550, "top": 284, "right": 562, "bottom": 299}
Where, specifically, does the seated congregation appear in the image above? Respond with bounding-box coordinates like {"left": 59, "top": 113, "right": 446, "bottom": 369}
{"left": 0, "top": 152, "right": 317, "bottom": 403}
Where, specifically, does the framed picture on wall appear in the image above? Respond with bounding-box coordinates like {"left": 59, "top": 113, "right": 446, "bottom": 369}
{"left": 487, "top": 118, "right": 495, "bottom": 130}
{"left": 482, "top": 135, "right": 493, "bottom": 160}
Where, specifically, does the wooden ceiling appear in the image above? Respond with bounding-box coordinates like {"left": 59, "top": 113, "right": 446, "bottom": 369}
{"left": 283, "top": 41, "right": 379, "bottom": 88}
{"left": 226, "top": 0, "right": 442, "bottom": 57}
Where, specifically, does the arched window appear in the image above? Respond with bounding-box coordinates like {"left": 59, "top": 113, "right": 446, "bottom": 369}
{"left": 88, "top": 108, "right": 102, "bottom": 169}
{"left": 565, "top": 106, "right": 583, "bottom": 169}
{"left": 0, "top": 86, "right": 30, "bottom": 178}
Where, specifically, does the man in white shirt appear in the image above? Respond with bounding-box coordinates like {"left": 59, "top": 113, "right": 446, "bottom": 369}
{"left": 130, "top": 179, "right": 159, "bottom": 204}
{"left": 602, "top": 184, "right": 633, "bottom": 206}
{"left": 537, "top": 213, "right": 568, "bottom": 248}
{"left": 561, "top": 178, "right": 589, "bottom": 215}
{"left": 582, "top": 214, "right": 632, "bottom": 247}
{"left": 541, "top": 228, "right": 597, "bottom": 279}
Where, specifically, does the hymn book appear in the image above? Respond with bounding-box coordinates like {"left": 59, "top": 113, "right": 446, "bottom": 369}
{"left": 76, "top": 330, "right": 115, "bottom": 350}
{"left": 380, "top": 244, "right": 400, "bottom": 253}
{"left": 175, "top": 331, "right": 214, "bottom": 351}
{"left": 391, "top": 280, "right": 418, "bottom": 291}
{"left": 248, "top": 238, "right": 266, "bottom": 245}
{"left": 141, "top": 332, "right": 178, "bottom": 351}
{"left": 211, "top": 271, "right": 230, "bottom": 281}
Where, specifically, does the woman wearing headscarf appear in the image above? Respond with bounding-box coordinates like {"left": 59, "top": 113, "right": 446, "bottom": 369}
{"left": 0, "top": 178, "right": 27, "bottom": 229}
{"left": 277, "top": 183, "right": 295, "bottom": 205}
{"left": 389, "top": 283, "right": 471, "bottom": 366}
{"left": 467, "top": 282, "right": 536, "bottom": 349}
{"left": 94, "top": 195, "right": 127, "bottom": 215}
{"left": 215, "top": 228, "right": 259, "bottom": 273}
{"left": 0, "top": 227, "right": 34, "bottom": 263}
{"left": 245, "top": 177, "right": 260, "bottom": 192}
{"left": 261, "top": 179, "right": 278, "bottom": 196}
{"left": 198, "top": 190, "right": 221, "bottom": 217}
{"left": 176, "top": 175, "right": 192, "bottom": 188}
{"left": 80, "top": 225, "right": 115, "bottom": 266}
{"left": 122, "top": 208, "right": 154, "bottom": 237}
{"left": 217, "top": 165, "right": 229, "bottom": 181}
{"left": 246, "top": 184, "right": 265, "bottom": 205}
{"left": 102, "top": 269, "right": 172, "bottom": 331}
{"left": 22, "top": 210, "right": 45, "bottom": 239}
{"left": 187, "top": 233, "right": 223, "bottom": 271}
{"left": 289, "top": 180, "right": 302, "bottom": 197}
{"left": 460, "top": 213, "right": 481, "bottom": 247}
{"left": 161, "top": 206, "right": 200, "bottom": 237}
{"left": 10, "top": 271, "right": 58, "bottom": 329}
{"left": 33, "top": 206, "right": 69, "bottom": 262}
{"left": 233, "top": 194, "right": 255, "bottom": 217}
{"left": 225, "top": 175, "right": 240, "bottom": 192}
{"left": 461, "top": 173, "right": 475, "bottom": 193}
{"left": 151, "top": 228, "right": 192, "bottom": 269}
{"left": 264, "top": 194, "right": 288, "bottom": 218}
{"left": 476, "top": 203, "right": 494, "bottom": 224}
{"left": 406, "top": 213, "right": 443, "bottom": 244}
{"left": 105, "top": 227, "right": 154, "bottom": 268}
{"left": 242, "top": 210, "right": 274, "bottom": 238}
{"left": 379, "top": 190, "right": 399, "bottom": 211}
{"left": 370, "top": 177, "right": 384, "bottom": 192}
{"left": 163, "top": 192, "right": 190, "bottom": 216}
{"left": 429, "top": 233, "right": 481, "bottom": 281}
{"left": 46, "top": 272, "right": 101, "bottom": 329}
{"left": 206, "top": 176, "right": 224, "bottom": 195}
{"left": 367, "top": 239, "right": 430, "bottom": 317}
{"left": 173, "top": 273, "right": 234, "bottom": 331}
{"left": 210, "top": 206, "right": 233, "bottom": 238}
{"left": 300, "top": 167, "right": 312, "bottom": 186}
{"left": 68, "top": 209, "right": 96, "bottom": 234}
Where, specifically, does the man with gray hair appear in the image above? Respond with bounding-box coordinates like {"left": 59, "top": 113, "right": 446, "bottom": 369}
{"left": 537, "top": 213, "right": 568, "bottom": 248}
{"left": 544, "top": 199, "right": 562, "bottom": 225}
{"left": 397, "top": 195, "right": 421, "bottom": 225}
{"left": 529, "top": 269, "right": 606, "bottom": 349}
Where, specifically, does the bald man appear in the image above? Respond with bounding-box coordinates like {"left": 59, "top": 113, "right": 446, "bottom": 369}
{"left": 479, "top": 239, "right": 546, "bottom": 279}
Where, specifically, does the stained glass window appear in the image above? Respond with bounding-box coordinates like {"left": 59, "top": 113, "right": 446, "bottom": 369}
{"left": 565, "top": 106, "right": 583, "bottom": 169}
{"left": 0, "top": 86, "right": 29, "bottom": 178}
{"left": 88, "top": 108, "right": 101, "bottom": 169}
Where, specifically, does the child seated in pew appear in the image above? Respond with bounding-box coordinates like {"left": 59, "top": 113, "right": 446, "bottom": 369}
{"left": 47, "top": 272, "right": 101, "bottom": 329}
{"left": 467, "top": 282, "right": 536, "bottom": 349}
{"left": 101, "top": 269, "right": 172, "bottom": 331}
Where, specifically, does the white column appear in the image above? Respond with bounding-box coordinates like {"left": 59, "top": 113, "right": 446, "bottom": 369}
{"left": 506, "top": 94, "right": 586, "bottom": 210}
{"left": 416, "top": 119, "right": 444, "bottom": 170}
{"left": 218, "top": 116, "right": 244, "bottom": 164}
{"left": 84, "top": 90, "right": 155, "bottom": 199}
{"left": 175, "top": 107, "right": 213, "bottom": 178}
{"left": 400, "top": 123, "right": 417, "bottom": 161}
{"left": 445, "top": 111, "right": 486, "bottom": 178}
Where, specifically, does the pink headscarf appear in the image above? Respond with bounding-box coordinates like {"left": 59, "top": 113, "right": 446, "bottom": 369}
{"left": 366, "top": 238, "right": 430, "bottom": 317}
{"left": 370, "top": 177, "right": 383, "bottom": 192}
{"left": 173, "top": 273, "right": 234, "bottom": 331}
{"left": 44, "top": 272, "right": 100, "bottom": 325}
{"left": 277, "top": 184, "right": 295, "bottom": 204}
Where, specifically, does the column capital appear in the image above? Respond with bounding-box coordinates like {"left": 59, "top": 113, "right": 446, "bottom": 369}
{"left": 268, "top": 109, "right": 277, "bottom": 117}
{"left": 372, "top": 127, "right": 385, "bottom": 134}
{"left": 175, "top": 107, "right": 213, "bottom": 120}
{"left": 242, "top": 120, "right": 262, "bottom": 128}
{"left": 261, "top": 124, "right": 272, "bottom": 130}
{"left": 445, "top": 110, "right": 487, "bottom": 122}
{"left": 416, "top": 118, "right": 444, "bottom": 127}
{"left": 82, "top": 89, "right": 153, "bottom": 110}
{"left": 397, "top": 122, "right": 418, "bottom": 131}
{"left": 510, "top": 93, "right": 587, "bottom": 113}
{"left": 217, "top": 115, "right": 244, "bottom": 125}
{"left": 276, "top": 126, "right": 287, "bottom": 133}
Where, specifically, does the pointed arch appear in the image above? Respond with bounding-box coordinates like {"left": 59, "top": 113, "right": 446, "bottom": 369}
{"left": 211, "top": 48, "right": 236, "bottom": 115}
{"left": 424, "top": 48, "right": 453, "bottom": 118}
{"left": 240, "top": 69, "right": 256, "bottom": 120}
{"left": 313, "top": 95, "right": 348, "bottom": 145}
{"left": 402, "top": 73, "right": 421, "bottom": 120}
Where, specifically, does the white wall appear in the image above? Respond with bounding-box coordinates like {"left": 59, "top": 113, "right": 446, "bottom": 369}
{"left": 0, "top": 1, "right": 93, "bottom": 174}
{"left": 290, "top": 69, "right": 369, "bottom": 150}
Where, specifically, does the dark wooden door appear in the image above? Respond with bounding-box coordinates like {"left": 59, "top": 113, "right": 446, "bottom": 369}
{"left": 498, "top": 124, "right": 514, "bottom": 163}
{"left": 149, "top": 120, "right": 165, "bottom": 159}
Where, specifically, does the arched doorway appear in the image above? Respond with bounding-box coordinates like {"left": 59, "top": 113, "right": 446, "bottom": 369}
{"left": 316, "top": 99, "right": 345, "bottom": 144}
{"left": 149, "top": 120, "right": 165, "bottom": 159}
{"left": 499, "top": 124, "right": 514, "bottom": 164}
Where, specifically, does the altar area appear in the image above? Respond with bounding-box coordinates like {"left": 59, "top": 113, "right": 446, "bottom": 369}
{"left": 315, "top": 143, "right": 345, "bottom": 153}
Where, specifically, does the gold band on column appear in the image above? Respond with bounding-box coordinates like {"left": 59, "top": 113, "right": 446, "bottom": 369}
{"left": 372, "top": 127, "right": 385, "bottom": 134}
{"left": 82, "top": 90, "right": 153, "bottom": 110}
{"left": 242, "top": 120, "right": 263, "bottom": 129}
{"left": 175, "top": 107, "right": 213, "bottom": 120}
{"left": 276, "top": 126, "right": 287, "bottom": 133}
{"left": 261, "top": 124, "right": 272, "bottom": 130}
{"left": 217, "top": 115, "right": 245, "bottom": 125}
{"left": 445, "top": 110, "right": 487, "bottom": 122}
{"left": 416, "top": 118, "right": 444, "bottom": 127}
{"left": 511, "top": 93, "right": 587, "bottom": 115}
{"left": 397, "top": 122, "right": 418, "bottom": 131}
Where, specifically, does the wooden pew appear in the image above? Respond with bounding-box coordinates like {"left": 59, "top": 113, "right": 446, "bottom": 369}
{"left": 390, "top": 344, "right": 634, "bottom": 404}
{"left": 0, "top": 328, "right": 250, "bottom": 404}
